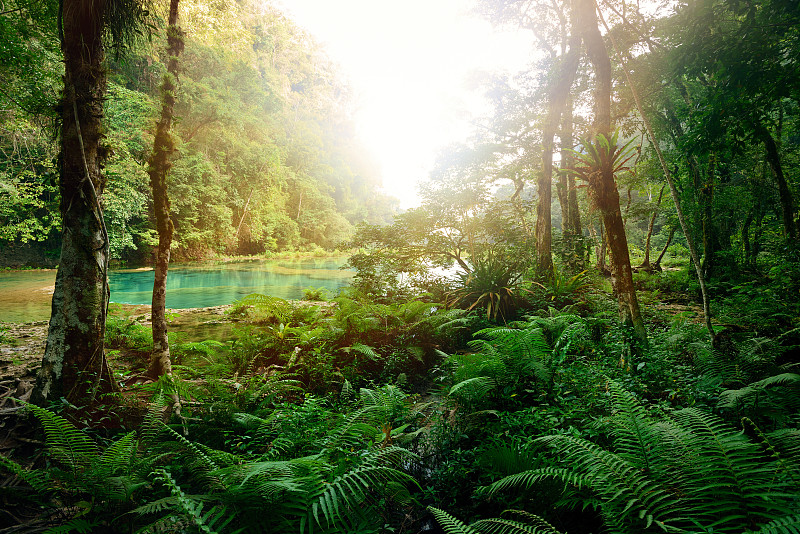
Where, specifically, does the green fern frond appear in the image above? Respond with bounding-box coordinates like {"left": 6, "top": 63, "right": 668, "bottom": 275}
{"left": 428, "top": 507, "right": 481, "bottom": 534}
{"left": 763, "top": 428, "right": 800, "bottom": 472}
{"left": 0, "top": 454, "right": 50, "bottom": 494}
{"left": 361, "top": 445, "right": 418, "bottom": 468}
{"left": 449, "top": 376, "right": 496, "bottom": 405}
{"left": 604, "top": 382, "right": 660, "bottom": 472}
{"left": 349, "top": 343, "right": 381, "bottom": 361}
{"left": 151, "top": 469, "right": 234, "bottom": 534}
{"left": 322, "top": 406, "right": 381, "bottom": 450}
{"left": 99, "top": 430, "right": 138, "bottom": 476}
{"left": 471, "top": 516, "right": 562, "bottom": 534}
{"left": 161, "top": 424, "right": 219, "bottom": 472}
{"left": 757, "top": 514, "right": 800, "bottom": 534}
{"left": 360, "top": 384, "right": 407, "bottom": 424}
{"left": 133, "top": 495, "right": 181, "bottom": 516}
{"left": 718, "top": 373, "right": 800, "bottom": 414}
{"left": 42, "top": 517, "right": 98, "bottom": 534}
{"left": 23, "top": 403, "right": 98, "bottom": 474}
{"left": 140, "top": 392, "right": 169, "bottom": 447}
{"left": 479, "top": 444, "right": 540, "bottom": 477}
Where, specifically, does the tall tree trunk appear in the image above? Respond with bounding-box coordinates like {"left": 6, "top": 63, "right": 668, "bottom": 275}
{"left": 741, "top": 208, "right": 753, "bottom": 267}
{"left": 32, "top": 0, "right": 116, "bottom": 407}
{"left": 559, "top": 96, "right": 584, "bottom": 269}
{"left": 536, "top": 28, "right": 581, "bottom": 277}
{"left": 576, "top": 0, "right": 646, "bottom": 342}
{"left": 754, "top": 120, "right": 798, "bottom": 241}
{"left": 596, "top": 5, "right": 714, "bottom": 343}
{"left": 148, "top": 0, "right": 183, "bottom": 378}
{"left": 699, "top": 155, "right": 718, "bottom": 278}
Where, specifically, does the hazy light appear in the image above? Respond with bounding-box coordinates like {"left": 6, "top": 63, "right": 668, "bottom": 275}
{"left": 274, "top": 0, "right": 534, "bottom": 208}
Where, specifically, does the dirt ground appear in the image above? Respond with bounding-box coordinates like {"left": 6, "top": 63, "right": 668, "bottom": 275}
{"left": 0, "top": 305, "right": 233, "bottom": 408}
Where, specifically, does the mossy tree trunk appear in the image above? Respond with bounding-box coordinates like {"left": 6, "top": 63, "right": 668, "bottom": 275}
{"left": 576, "top": 0, "right": 646, "bottom": 343}
{"left": 755, "top": 120, "right": 798, "bottom": 242}
{"left": 32, "top": 0, "right": 116, "bottom": 406}
{"left": 148, "top": 0, "right": 183, "bottom": 378}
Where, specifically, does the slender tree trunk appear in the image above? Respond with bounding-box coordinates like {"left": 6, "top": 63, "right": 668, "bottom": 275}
{"left": 754, "top": 121, "right": 798, "bottom": 240}
{"left": 148, "top": 0, "right": 183, "bottom": 378}
{"left": 536, "top": 29, "right": 581, "bottom": 277}
{"left": 576, "top": 0, "right": 646, "bottom": 342}
{"left": 653, "top": 226, "right": 674, "bottom": 270}
{"left": 32, "top": 0, "right": 116, "bottom": 407}
{"left": 559, "top": 96, "right": 584, "bottom": 269}
{"left": 510, "top": 177, "right": 532, "bottom": 236}
{"left": 699, "top": 155, "right": 717, "bottom": 278}
{"left": 597, "top": 4, "right": 714, "bottom": 343}
{"left": 741, "top": 208, "right": 753, "bottom": 267}
{"left": 235, "top": 187, "right": 255, "bottom": 243}
{"left": 639, "top": 184, "right": 665, "bottom": 270}
{"left": 592, "top": 220, "right": 607, "bottom": 272}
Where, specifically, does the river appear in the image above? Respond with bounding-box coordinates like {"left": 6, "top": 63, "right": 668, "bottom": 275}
{"left": 0, "top": 258, "right": 353, "bottom": 323}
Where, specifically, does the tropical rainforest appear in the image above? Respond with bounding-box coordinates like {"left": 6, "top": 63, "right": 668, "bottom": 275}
{"left": 0, "top": 0, "right": 799, "bottom": 533}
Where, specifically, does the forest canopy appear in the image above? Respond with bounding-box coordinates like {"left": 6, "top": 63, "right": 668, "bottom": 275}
{"left": 0, "top": 0, "right": 396, "bottom": 266}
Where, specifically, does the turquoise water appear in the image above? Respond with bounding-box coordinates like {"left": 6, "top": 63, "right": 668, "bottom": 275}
{"left": 110, "top": 259, "right": 353, "bottom": 308}
{"left": 0, "top": 258, "right": 353, "bottom": 323}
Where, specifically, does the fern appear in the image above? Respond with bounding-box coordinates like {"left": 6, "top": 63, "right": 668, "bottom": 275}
{"left": 150, "top": 469, "right": 234, "bottom": 534}
{"left": 484, "top": 382, "right": 800, "bottom": 533}
{"left": 718, "top": 373, "right": 800, "bottom": 426}
{"left": 360, "top": 384, "right": 407, "bottom": 424}
{"left": 429, "top": 507, "right": 563, "bottom": 534}
{"left": 0, "top": 453, "right": 50, "bottom": 495}
{"left": 42, "top": 518, "right": 98, "bottom": 534}
{"left": 449, "top": 376, "right": 496, "bottom": 407}
{"left": 23, "top": 403, "right": 99, "bottom": 476}
{"left": 428, "top": 507, "right": 481, "bottom": 534}
{"left": 348, "top": 342, "right": 381, "bottom": 361}
{"left": 757, "top": 515, "right": 800, "bottom": 534}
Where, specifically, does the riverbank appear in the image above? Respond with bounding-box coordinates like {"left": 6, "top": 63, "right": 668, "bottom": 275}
{"left": 0, "top": 256, "right": 353, "bottom": 323}
{"left": 0, "top": 303, "right": 237, "bottom": 406}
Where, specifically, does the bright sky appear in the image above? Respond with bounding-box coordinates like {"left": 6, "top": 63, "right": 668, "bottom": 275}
{"left": 274, "top": 0, "right": 535, "bottom": 208}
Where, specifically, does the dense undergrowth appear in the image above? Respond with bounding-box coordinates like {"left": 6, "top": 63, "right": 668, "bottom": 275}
{"left": 1, "top": 259, "right": 799, "bottom": 534}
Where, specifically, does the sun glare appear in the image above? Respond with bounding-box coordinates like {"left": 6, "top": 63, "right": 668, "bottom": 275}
{"left": 274, "top": 0, "right": 535, "bottom": 208}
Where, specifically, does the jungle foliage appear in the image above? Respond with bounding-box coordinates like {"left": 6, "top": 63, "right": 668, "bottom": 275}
{"left": 0, "top": 0, "right": 395, "bottom": 267}
{"left": 1, "top": 0, "right": 800, "bottom": 532}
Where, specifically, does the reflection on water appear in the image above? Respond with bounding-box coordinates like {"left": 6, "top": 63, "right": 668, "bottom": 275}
{"left": 0, "top": 258, "right": 353, "bottom": 323}
{"left": 111, "top": 259, "right": 353, "bottom": 308}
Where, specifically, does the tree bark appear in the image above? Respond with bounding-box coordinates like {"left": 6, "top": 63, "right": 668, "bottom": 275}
{"left": 638, "top": 184, "right": 665, "bottom": 271}
{"left": 576, "top": 0, "right": 646, "bottom": 342}
{"left": 32, "top": 0, "right": 116, "bottom": 406}
{"left": 148, "top": 0, "right": 183, "bottom": 378}
{"left": 754, "top": 120, "right": 798, "bottom": 241}
{"left": 558, "top": 96, "right": 584, "bottom": 269}
{"left": 653, "top": 226, "right": 674, "bottom": 270}
{"left": 535, "top": 27, "right": 581, "bottom": 277}
{"left": 699, "top": 155, "right": 718, "bottom": 278}
{"left": 595, "top": 3, "right": 714, "bottom": 342}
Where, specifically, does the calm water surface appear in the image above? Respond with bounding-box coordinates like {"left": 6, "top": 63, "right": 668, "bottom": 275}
{"left": 0, "top": 258, "right": 353, "bottom": 323}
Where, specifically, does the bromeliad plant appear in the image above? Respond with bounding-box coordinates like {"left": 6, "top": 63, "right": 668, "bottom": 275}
{"left": 448, "top": 249, "right": 532, "bottom": 322}
{"left": 566, "top": 129, "right": 637, "bottom": 204}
